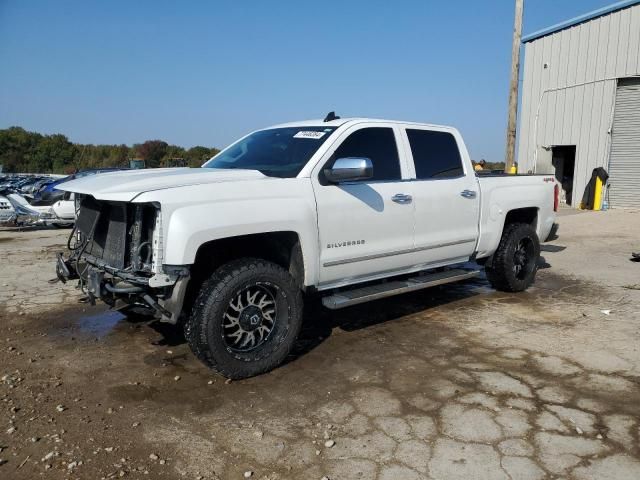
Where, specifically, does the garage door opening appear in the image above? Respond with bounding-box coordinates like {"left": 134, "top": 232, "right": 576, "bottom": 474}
{"left": 552, "top": 146, "right": 576, "bottom": 206}
{"left": 609, "top": 77, "right": 640, "bottom": 208}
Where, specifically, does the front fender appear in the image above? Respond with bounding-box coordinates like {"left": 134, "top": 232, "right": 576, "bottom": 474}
{"left": 135, "top": 179, "right": 320, "bottom": 287}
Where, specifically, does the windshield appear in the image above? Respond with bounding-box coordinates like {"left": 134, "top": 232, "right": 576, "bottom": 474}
{"left": 203, "top": 126, "right": 337, "bottom": 178}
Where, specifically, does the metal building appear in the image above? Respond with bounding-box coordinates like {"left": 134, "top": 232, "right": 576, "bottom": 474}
{"left": 517, "top": 0, "right": 640, "bottom": 208}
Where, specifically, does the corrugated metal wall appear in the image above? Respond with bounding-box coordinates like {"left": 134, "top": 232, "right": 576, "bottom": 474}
{"left": 517, "top": 4, "right": 640, "bottom": 208}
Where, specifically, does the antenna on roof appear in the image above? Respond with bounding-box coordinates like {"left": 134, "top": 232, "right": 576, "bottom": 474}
{"left": 323, "top": 111, "right": 340, "bottom": 122}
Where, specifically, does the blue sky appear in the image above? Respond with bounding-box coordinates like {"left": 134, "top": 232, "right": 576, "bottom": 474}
{"left": 0, "top": 0, "right": 615, "bottom": 161}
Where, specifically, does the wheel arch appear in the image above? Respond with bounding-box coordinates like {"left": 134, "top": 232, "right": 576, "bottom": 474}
{"left": 503, "top": 207, "right": 538, "bottom": 232}
{"left": 476, "top": 207, "right": 539, "bottom": 265}
{"left": 179, "top": 231, "right": 307, "bottom": 325}
{"left": 191, "top": 231, "right": 305, "bottom": 286}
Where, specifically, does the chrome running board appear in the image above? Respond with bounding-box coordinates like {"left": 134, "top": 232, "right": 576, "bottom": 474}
{"left": 322, "top": 268, "right": 480, "bottom": 310}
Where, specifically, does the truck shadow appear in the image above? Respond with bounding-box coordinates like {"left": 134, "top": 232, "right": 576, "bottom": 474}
{"left": 538, "top": 255, "right": 552, "bottom": 269}
{"left": 288, "top": 278, "right": 490, "bottom": 364}
{"left": 146, "top": 271, "right": 553, "bottom": 367}
{"left": 540, "top": 244, "right": 566, "bottom": 253}
{"left": 144, "top": 271, "right": 551, "bottom": 366}
{"left": 145, "top": 277, "right": 491, "bottom": 354}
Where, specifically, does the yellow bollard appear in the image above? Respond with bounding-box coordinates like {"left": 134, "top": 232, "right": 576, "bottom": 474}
{"left": 593, "top": 177, "right": 603, "bottom": 211}
{"left": 509, "top": 165, "right": 517, "bottom": 174}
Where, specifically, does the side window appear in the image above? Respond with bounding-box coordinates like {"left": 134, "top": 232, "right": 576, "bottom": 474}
{"left": 407, "top": 129, "right": 464, "bottom": 179}
{"left": 331, "top": 127, "right": 401, "bottom": 181}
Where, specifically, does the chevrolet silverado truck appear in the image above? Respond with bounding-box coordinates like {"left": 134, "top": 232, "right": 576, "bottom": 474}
{"left": 56, "top": 115, "right": 558, "bottom": 379}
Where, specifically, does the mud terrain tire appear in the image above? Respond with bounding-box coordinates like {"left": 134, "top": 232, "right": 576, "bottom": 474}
{"left": 186, "top": 258, "right": 303, "bottom": 379}
{"left": 485, "top": 223, "right": 540, "bottom": 292}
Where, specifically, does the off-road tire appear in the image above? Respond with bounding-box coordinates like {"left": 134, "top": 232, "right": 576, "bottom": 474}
{"left": 485, "top": 223, "right": 540, "bottom": 292}
{"left": 186, "top": 258, "right": 303, "bottom": 379}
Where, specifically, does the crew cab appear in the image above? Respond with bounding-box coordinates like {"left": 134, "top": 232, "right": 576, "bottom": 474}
{"left": 56, "top": 115, "right": 558, "bottom": 378}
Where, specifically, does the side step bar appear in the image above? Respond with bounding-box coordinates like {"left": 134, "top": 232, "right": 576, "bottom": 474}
{"left": 322, "top": 268, "right": 480, "bottom": 310}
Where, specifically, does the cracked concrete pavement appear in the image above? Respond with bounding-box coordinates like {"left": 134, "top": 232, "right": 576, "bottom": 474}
{"left": 1, "top": 208, "right": 639, "bottom": 479}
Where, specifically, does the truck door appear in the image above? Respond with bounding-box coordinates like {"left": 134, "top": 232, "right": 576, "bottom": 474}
{"left": 401, "top": 127, "right": 479, "bottom": 265}
{"left": 312, "top": 124, "right": 416, "bottom": 287}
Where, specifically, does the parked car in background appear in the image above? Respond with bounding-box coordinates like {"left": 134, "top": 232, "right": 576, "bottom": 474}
{"left": 0, "top": 169, "right": 127, "bottom": 227}
{"left": 32, "top": 191, "right": 76, "bottom": 227}
{"left": 0, "top": 193, "right": 15, "bottom": 224}
{"left": 0, "top": 188, "right": 41, "bottom": 225}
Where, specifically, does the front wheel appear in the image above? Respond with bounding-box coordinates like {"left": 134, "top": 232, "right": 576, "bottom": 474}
{"left": 485, "top": 223, "right": 540, "bottom": 292}
{"left": 185, "top": 258, "right": 303, "bottom": 379}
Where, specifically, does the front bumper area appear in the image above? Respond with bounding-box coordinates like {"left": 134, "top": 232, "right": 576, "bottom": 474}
{"left": 56, "top": 253, "right": 189, "bottom": 324}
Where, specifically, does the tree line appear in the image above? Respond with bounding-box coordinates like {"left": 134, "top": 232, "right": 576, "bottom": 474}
{"left": 0, "top": 126, "right": 220, "bottom": 174}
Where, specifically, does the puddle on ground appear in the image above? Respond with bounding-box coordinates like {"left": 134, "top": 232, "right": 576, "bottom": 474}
{"left": 77, "top": 309, "right": 126, "bottom": 337}
{"left": 46, "top": 307, "right": 130, "bottom": 340}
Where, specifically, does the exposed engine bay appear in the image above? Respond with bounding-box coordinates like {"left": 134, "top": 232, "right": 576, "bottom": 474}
{"left": 56, "top": 195, "right": 189, "bottom": 323}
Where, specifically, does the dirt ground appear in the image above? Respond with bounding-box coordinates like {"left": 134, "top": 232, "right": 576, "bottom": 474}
{"left": 1, "top": 209, "right": 640, "bottom": 480}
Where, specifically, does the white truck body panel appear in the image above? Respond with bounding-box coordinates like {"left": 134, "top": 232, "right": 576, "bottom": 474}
{"left": 60, "top": 167, "right": 267, "bottom": 202}
{"left": 59, "top": 117, "right": 557, "bottom": 291}
{"left": 475, "top": 175, "right": 556, "bottom": 258}
{"left": 310, "top": 122, "right": 416, "bottom": 285}
{"left": 133, "top": 178, "right": 321, "bottom": 287}
{"left": 399, "top": 125, "right": 480, "bottom": 268}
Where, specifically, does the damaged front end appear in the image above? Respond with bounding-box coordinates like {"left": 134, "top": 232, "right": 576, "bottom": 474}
{"left": 56, "top": 195, "right": 189, "bottom": 324}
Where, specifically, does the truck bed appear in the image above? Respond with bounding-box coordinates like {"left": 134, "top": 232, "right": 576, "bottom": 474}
{"left": 474, "top": 173, "right": 557, "bottom": 259}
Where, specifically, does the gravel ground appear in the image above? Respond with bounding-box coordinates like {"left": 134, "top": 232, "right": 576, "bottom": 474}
{"left": 1, "top": 209, "right": 639, "bottom": 480}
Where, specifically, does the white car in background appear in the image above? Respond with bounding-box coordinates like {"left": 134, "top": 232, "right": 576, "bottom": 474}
{"left": 33, "top": 191, "right": 75, "bottom": 227}
{"left": 0, "top": 194, "right": 14, "bottom": 224}
{"left": 0, "top": 191, "right": 75, "bottom": 227}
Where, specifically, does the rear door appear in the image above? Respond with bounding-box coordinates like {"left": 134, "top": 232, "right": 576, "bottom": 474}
{"left": 312, "top": 123, "right": 415, "bottom": 287}
{"left": 402, "top": 127, "right": 479, "bottom": 265}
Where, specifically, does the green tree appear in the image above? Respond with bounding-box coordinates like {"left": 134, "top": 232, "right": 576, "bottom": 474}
{"left": 0, "top": 127, "right": 219, "bottom": 173}
{"left": 33, "top": 134, "right": 78, "bottom": 173}
{"left": 0, "top": 126, "right": 43, "bottom": 172}
{"left": 135, "top": 140, "right": 168, "bottom": 168}
{"left": 186, "top": 146, "right": 218, "bottom": 167}
{"left": 160, "top": 144, "right": 187, "bottom": 167}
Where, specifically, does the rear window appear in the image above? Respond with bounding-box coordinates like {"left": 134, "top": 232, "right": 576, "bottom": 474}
{"left": 407, "top": 129, "right": 464, "bottom": 179}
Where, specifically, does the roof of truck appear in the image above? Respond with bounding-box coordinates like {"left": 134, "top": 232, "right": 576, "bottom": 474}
{"left": 270, "top": 117, "right": 454, "bottom": 130}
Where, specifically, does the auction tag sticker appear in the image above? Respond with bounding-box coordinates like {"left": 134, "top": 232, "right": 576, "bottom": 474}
{"left": 294, "top": 131, "right": 326, "bottom": 139}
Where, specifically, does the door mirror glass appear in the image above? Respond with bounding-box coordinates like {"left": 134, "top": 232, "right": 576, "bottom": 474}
{"left": 324, "top": 157, "right": 373, "bottom": 183}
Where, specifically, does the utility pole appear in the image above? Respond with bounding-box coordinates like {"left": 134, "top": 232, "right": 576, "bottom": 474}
{"left": 505, "top": 0, "right": 524, "bottom": 173}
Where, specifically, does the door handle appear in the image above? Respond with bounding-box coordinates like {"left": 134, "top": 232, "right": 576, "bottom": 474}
{"left": 460, "top": 189, "right": 477, "bottom": 199}
{"left": 392, "top": 193, "right": 413, "bottom": 204}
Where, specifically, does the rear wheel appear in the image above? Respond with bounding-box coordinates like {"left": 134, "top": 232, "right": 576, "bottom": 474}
{"left": 485, "top": 223, "right": 540, "bottom": 292}
{"left": 185, "top": 258, "right": 303, "bottom": 379}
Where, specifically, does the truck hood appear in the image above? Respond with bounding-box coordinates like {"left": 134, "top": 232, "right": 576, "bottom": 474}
{"left": 58, "top": 168, "right": 267, "bottom": 202}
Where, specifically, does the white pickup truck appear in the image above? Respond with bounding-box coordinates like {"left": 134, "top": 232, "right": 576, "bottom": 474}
{"left": 57, "top": 115, "right": 558, "bottom": 378}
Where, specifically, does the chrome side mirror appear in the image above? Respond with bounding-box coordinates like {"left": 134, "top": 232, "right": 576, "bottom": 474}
{"left": 324, "top": 157, "right": 373, "bottom": 183}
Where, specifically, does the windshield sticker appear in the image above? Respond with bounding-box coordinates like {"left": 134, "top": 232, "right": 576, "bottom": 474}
{"left": 294, "top": 131, "right": 326, "bottom": 139}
